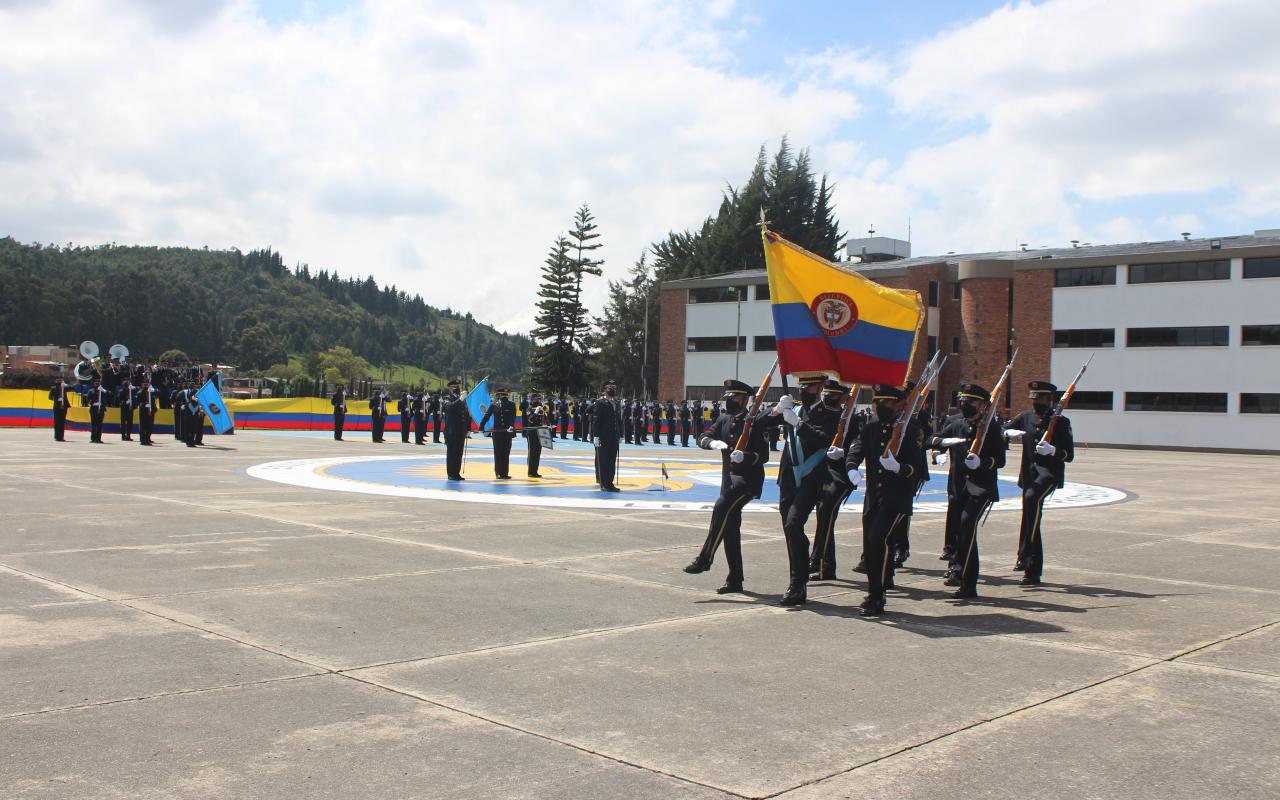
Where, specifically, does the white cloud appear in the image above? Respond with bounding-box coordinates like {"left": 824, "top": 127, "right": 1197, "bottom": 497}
{"left": 0, "top": 0, "right": 860, "bottom": 334}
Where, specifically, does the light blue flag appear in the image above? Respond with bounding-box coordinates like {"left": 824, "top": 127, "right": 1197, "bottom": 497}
{"left": 465, "top": 377, "right": 492, "bottom": 432}
{"left": 194, "top": 379, "right": 234, "bottom": 434}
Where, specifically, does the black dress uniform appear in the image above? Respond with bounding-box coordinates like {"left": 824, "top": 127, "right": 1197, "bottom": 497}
{"left": 558, "top": 396, "right": 569, "bottom": 440}
{"left": 591, "top": 384, "right": 622, "bottom": 491}
{"left": 678, "top": 401, "right": 691, "bottom": 447}
{"left": 1005, "top": 381, "right": 1074, "bottom": 585}
{"left": 136, "top": 382, "right": 159, "bottom": 445}
{"left": 776, "top": 377, "right": 842, "bottom": 605}
{"left": 429, "top": 392, "right": 443, "bottom": 443}
{"left": 480, "top": 391, "right": 518, "bottom": 479}
{"left": 684, "top": 380, "right": 771, "bottom": 594}
{"left": 412, "top": 391, "right": 429, "bottom": 445}
{"left": 48, "top": 380, "right": 71, "bottom": 441}
{"left": 571, "top": 400, "right": 582, "bottom": 441}
{"left": 888, "top": 403, "right": 934, "bottom": 568}
{"left": 622, "top": 399, "right": 633, "bottom": 444}
{"left": 398, "top": 391, "right": 412, "bottom": 442}
{"left": 928, "top": 384, "right": 1007, "bottom": 598}
{"left": 442, "top": 382, "right": 472, "bottom": 480}
{"left": 522, "top": 396, "right": 546, "bottom": 478}
{"left": 807, "top": 381, "right": 862, "bottom": 580}
{"left": 87, "top": 380, "right": 107, "bottom": 442}
{"left": 369, "top": 390, "right": 387, "bottom": 442}
{"left": 187, "top": 386, "right": 206, "bottom": 446}
{"left": 846, "top": 385, "right": 926, "bottom": 615}
{"left": 692, "top": 400, "right": 705, "bottom": 439}
{"left": 118, "top": 380, "right": 135, "bottom": 440}
{"left": 331, "top": 386, "right": 347, "bottom": 440}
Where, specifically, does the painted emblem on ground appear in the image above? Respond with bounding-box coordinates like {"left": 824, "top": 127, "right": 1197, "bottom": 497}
{"left": 247, "top": 450, "right": 1129, "bottom": 513}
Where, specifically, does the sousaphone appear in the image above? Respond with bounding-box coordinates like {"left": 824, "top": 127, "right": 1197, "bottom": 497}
{"left": 74, "top": 340, "right": 100, "bottom": 382}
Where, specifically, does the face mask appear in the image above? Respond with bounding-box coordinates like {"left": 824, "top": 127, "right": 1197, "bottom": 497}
{"left": 961, "top": 402, "right": 979, "bottom": 419}
{"left": 1033, "top": 400, "right": 1051, "bottom": 415}
{"left": 725, "top": 398, "right": 742, "bottom": 414}
{"left": 823, "top": 395, "right": 843, "bottom": 409}
{"left": 876, "top": 405, "right": 897, "bottom": 423}
{"left": 606, "top": 389, "right": 616, "bottom": 397}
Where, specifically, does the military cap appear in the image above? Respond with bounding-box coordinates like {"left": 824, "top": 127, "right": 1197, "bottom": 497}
{"left": 872, "top": 384, "right": 905, "bottom": 402}
{"left": 1028, "top": 380, "right": 1057, "bottom": 397}
{"left": 795, "top": 373, "right": 827, "bottom": 386}
{"left": 956, "top": 383, "right": 991, "bottom": 402}
{"left": 822, "top": 379, "right": 849, "bottom": 395}
{"left": 721, "top": 379, "right": 753, "bottom": 396}
{"left": 446, "top": 378, "right": 461, "bottom": 388}
{"left": 495, "top": 386, "right": 509, "bottom": 395}
{"left": 603, "top": 380, "right": 617, "bottom": 389}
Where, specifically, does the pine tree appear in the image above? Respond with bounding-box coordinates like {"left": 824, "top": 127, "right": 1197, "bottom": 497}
{"left": 530, "top": 235, "right": 581, "bottom": 392}
{"left": 566, "top": 203, "right": 604, "bottom": 352}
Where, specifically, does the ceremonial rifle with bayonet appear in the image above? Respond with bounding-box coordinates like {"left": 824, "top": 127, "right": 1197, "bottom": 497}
{"left": 1040, "top": 354, "right": 1093, "bottom": 445}
{"left": 969, "top": 348, "right": 1018, "bottom": 458}
{"left": 733, "top": 357, "right": 780, "bottom": 452}
{"left": 883, "top": 350, "right": 946, "bottom": 458}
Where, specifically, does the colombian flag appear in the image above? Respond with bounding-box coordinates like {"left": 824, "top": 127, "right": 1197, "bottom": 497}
{"left": 763, "top": 229, "right": 923, "bottom": 386}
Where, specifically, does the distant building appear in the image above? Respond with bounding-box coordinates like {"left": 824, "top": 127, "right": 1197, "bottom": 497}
{"left": 1, "top": 344, "right": 79, "bottom": 375}
{"left": 659, "top": 230, "right": 1280, "bottom": 452}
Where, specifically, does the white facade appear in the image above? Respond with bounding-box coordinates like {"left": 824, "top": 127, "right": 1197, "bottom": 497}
{"left": 682, "top": 285, "right": 777, "bottom": 394}
{"left": 1050, "top": 259, "right": 1280, "bottom": 451}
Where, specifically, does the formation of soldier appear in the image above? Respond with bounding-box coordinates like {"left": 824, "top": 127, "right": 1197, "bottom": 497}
{"left": 47, "top": 359, "right": 214, "bottom": 448}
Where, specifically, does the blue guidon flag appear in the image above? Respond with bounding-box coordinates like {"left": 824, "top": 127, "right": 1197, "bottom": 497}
{"left": 195, "top": 379, "right": 234, "bottom": 434}
{"left": 465, "top": 377, "right": 492, "bottom": 432}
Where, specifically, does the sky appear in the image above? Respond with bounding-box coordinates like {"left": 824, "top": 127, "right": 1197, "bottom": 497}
{"left": 3, "top": 0, "right": 1279, "bottom": 335}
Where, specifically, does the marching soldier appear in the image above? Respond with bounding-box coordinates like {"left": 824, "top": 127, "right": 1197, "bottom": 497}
{"left": 684, "top": 379, "right": 772, "bottom": 595}
{"left": 523, "top": 391, "right": 547, "bottom": 478}
{"left": 369, "top": 387, "right": 387, "bottom": 443}
{"left": 48, "top": 376, "right": 71, "bottom": 442}
{"left": 678, "top": 400, "right": 691, "bottom": 447}
{"left": 845, "top": 385, "right": 926, "bottom": 616}
{"left": 87, "top": 375, "right": 107, "bottom": 443}
{"left": 118, "top": 375, "right": 136, "bottom": 440}
{"left": 808, "top": 380, "right": 861, "bottom": 580}
{"left": 137, "top": 378, "right": 159, "bottom": 445}
{"left": 774, "top": 375, "right": 836, "bottom": 605}
{"left": 331, "top": 383, "right": 347, "bottom": 441}
{"left": 398, "top": 388, "right": 412, "bottom": 443}
{"left": 591, "top": 381, "right": 622, "bottom": 492}
{"left": 429, "top": 390, "right": 443, "bottom": 443}
{"left": 1004, "top": 381, "right": 1074, "bottom": 586}
{"left": 480, "top": 387, "right": 518, "bottom": 479}
{"left": 928, "top": 383, "right": 1006, "bottom": 598}
{"left": 442, "top": 379, "right": 472, "bottom": 480}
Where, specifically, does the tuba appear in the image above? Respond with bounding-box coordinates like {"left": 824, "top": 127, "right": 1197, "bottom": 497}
{"left": 74, "top": 340, "right": 100, "bottom": 382}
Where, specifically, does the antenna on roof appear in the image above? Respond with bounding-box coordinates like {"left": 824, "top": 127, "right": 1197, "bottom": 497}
{"left": 1071, "top": 240, "right": 1080, "bottom": 248}
{"left": 868, "top": 225, "right": 875, "bottom": 236}
{"left": 1180, "top": 232, "right": 1191, "bottom": 241}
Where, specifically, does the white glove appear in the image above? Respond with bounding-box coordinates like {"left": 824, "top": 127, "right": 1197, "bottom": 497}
{"left": 781, "top": 408, "right": 801, "bottom": 427}
{"left": 826, "top": 446, "right": 844, "bottom": 461}
{"left": 846, "top": 469, "right": 861, "bottom": 488}
{"left": 730, "top": 449, "right": 745, "bottom": 463}
{"left": 593, "top": 437, "right": 601, "bottom": 446}
{"left": 1005, "top": 429, "right": 1026, "bottom": 440}
{"left": 964, "top": 453, "right": 981, "bottom": 470}
{"left": 710, "top": 440, "right": 729, "bottom": 451}
{"left": 879, "top": 453, "right": 901, "bottom": 473}
{"left": 940, "top": 437, "right": 966, "bottom": 447}
{"left": 775, "top": 394, "right": 794, "bottom": 413}
{"left": 1036, "top": 440, "right": 1056, "bottom": 457}
{"left": 935, "top": 451, "right": 949, "bottom": 466}
{"left": 507, "top": 427, "right": 515, "bottom": 434}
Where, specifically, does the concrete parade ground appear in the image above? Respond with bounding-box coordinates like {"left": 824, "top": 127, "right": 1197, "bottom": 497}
{"left": 1, "top": 427, "right": 1278, "bottom": 799}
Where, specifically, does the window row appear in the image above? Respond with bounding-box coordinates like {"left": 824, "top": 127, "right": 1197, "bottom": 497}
{"left": 686, "top": 336, "right": 776, "bottom": 352}
{"left": 1046, "top": 392, "right": 1280, "bottom": 414}
{"left": 1055, "top": 257, "right": 1280, "bottom": 287}
{"left": 1053, "top": 325, "right": 1280, "bottom": 348}
{"left": 687, "top": 284, "right": 770, "bottom": 304}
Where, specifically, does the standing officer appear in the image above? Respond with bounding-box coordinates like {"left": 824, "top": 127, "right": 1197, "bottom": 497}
{"left": 369, "top": 387, "right": 387, "bottom": 443}
{"left": 398, "top": 388, "right": 413, "bottom": 443}
{"left": 692, "top": 399, "right": 705, "bottom": 439}
{"left": 523, "top": 391, "right": 547, "bottom": 478}
{"left": 678, "top": 400, "right": 691, "bottom": 447}
{"left": 683, "top": 379, "right": 771, "bottom": 596}
{"left": 635, "top": 400, "right": 648, "bottom": 444}
{"left": 137, "top": 378, "right": 159, "bottom": 445}
{"left": 87, "top": 375, "right": 108, "bottom": 443}
{"left": 571, "top": 397, "right": 582, "bottom": 441}
{"left": 845, "top": 385, "right": 925, "bottom": 616}
{"left": 171, "top": 380, "right": 186, "bottom": 442}
{"left": 622, "top": 398, "right": 633, "bottom": 444}
{"left": 810, "top": 381, "right": 862, "bottom": 580}
{"left": 591, "top": 382, "right": 622, "bottom": 491}
{"left": 413, "top": 388, "right": 429, "bottom": 445}
{"left": 331, "top": 383, "right": 348, "bottom": 441}
{"left": 188, "top": 383, "right": 206, "bottom": 447}
{"left": 665, "top": 400, "right": 677, "bottom": 445}
{"left": 557, "top": 394, "right": 570, "bottom": 440}
{"left": 928, "top": 383, "right": 1006, "bottom": 598}
{"left": 49, "top": 376, "right": 71, "bottom": 442}
{"left": 1004, "top": 381, "right": 1074, "bottom": 586}
{"left": 429, "top": 390, "right": 443, "bottom": 443}
{"left": 118, "top": 375, "right": 136, "bottom": 441}
{"left": 480, "top": 387, "right": 518, "bottom": 479}
{"left": 442, "top": 379, "right": 472, "bottom": 480}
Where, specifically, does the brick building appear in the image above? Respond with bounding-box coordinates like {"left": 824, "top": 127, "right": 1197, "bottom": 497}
{"left": 658, "top": 230, "right": 1280, "bottom": 451}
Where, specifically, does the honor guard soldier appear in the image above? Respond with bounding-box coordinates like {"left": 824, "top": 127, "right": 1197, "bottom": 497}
{"left": 522, "top": 392, "right": 547, "bottom": 478}
{"left": 187, "top": 383, "right": 206, "bottom": 446}
{"left": 137, "top": 378, "right": 159, "bottom": 445}
{"left": 590, "top": 382, "right": 622, "bottom": 491}
{"left": 331, "top": 383, "right": 347, "bottom": 440}
{"left": 49, "top": 377, "right": 71, "bottom": 442}
{"left": 171, "top": 381, "right": 185, "bottom": 442}
{"left": 809, "top": 380, "right": 861, "bottom": 580}
{"left": 678, "top": 400, "right": 691, "bottom": 446}
{"left": 481, "top": 387, "right": 518, "bottom": 479}
{"left": 571, "top": 398, "right": 583, "bottom": 441}
{"left": 118, "top": 376, "right": 136, "bottom": 440}
{"left": 928, "top": 383, "right": 1006, "bottom": 598}
{"left": 557, "top": 394, "right": 570, "bottom": 440}
{"left": 661, "top": 400, "right": 673, "bottom": 445}
{"left": 429, "top": 391, "right": 443, "bottom": 443}
{"left": 581, "top": 395, "right": 592, "bottom": 440}
{"left": 774, "top": 374, "right": 838, "bottom": 605}
{"left": 622, "top": 398, "right": 633, "bottom": 444}
{"left": 845, "top": 385, "right": 925, "bottom": 616}
{"left": 684, "top": 379, "right": 771, "bottom": 595}
{"left": 398, "top": 388, "right": 412, "bottom": 443}
{"left": 1004, "top": 381, "right": 1074, "bottom": 585}
{"left": 369, "top": 387, "right": 387, "bottom": 442}
{"left": 692, "top": 399, "right": 705, "bottom": 438}
{"left": 890, "top": 397, "right": 935, "bottom": 568}
{"left": 442, "top": 379, "right": 472, "bottom": 480}
{"left": 414, "top": 388, "right": 430, "bottom": 445}
{"left": 87, "top": 375, "right": 107, "bottom": 443}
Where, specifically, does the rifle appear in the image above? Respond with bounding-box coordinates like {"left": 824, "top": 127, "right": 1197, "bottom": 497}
{"left": 969, "top": 348, "right": 1018, "bottom": 457}
{"left": 831, "top": 384, "right": 861, "bottom": 449}
{"left": 1041, "top": 353, "right": 1093, "bottom": 445}
{"left": 883, "top": 351, "right": 946, "bottom": 458}
{"left": 733, "top": 357, "right": 779, "bottom": 451}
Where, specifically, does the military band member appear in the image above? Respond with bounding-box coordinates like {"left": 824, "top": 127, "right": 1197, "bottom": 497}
{"left": 928, "top": 383, "right": 1006, "bottom": 598}
{"left": 1004, "top": 381, "right": 1074, "bottom": 585}
{"left": 684, "top": 379, "right": 772, "bottom": 595}
{"left": 809, "top": 380, "right": 861, "bottom": 580}
{"left": 369, "top": 387, "right": 387, "bottom": 443}
{"left": 429, "top": 391, "right": 443, "bottom": 443}
{"left": 845, "top": 385, "right": 925, "bottom": 616}
{"left": 118, "top": 376, "right": 135, "bottom": 440}
{"left": 591, "top": 382, "right": 622, "bottom": 491}
{"left": 398, "top": 388, "right": 412, "bottom": 443}
{"left": 523, "top": 392, "right": 547, "bottom": 478}
{"left": 49, "top": 377, "right": 71, "bottom": 441}
{"left": 87, "top": 375, "right": 107, "bottom": 443}
{"left": 442, "top": 379, "right": 471, "bottom": 480}
{"left": 137, "top": 378, "right": 159, "bottom": 445}
{"left": 480, "top": 387, "right": 518, "bottom": 479}
{"left": 331, "top": 383, "right": 347, "bottom": 441}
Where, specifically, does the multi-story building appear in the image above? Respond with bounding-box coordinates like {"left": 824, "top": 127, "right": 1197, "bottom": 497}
{"left": 658, "top": 230, "right": 1280, "bottom": 452}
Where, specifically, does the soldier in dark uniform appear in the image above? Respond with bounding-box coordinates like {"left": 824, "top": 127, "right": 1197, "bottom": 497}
{"left": 49, "top": 377, "right": 71, "bottom": 441}
{"left": 87, "top": 375, "right": 107, "bottom": 443}
{"left": 428, "top": 391, "right": 443, "bottom": 443}
{"left": 928, "top": 383, "right": 1006, "bottom": 598}
{"left": 683, "top": 379, "right": 771, "bottom": 595}
{"left": 711, "top": 399, "right": 722, "bottom": 419}
{"left": 887, "top": 388, "right": 934, "bottom": 569}
{"left": 622, "top": 398, "right": 633, "bottom": 444}
{"left": 678, "top": 400, "right": 691, "bottom": 447}
{"left": 189, "top": 384, "right": 206, "bottom": 446}
{"left": 557, "top": 394, "right": 569, "bottom": 440}
{"left": 845, "top": 385, "right": 926, "bottom": 616}
{"left": 171, "top": 381, "right": 185, "bottom": 442}
{"left": 808, "top": 380, "right": 861, "bottom": 580}
{"left": 523, "top": 392, "right": 546, "bottom": 478}
{"left": 137, "top": 378, "right": 159, "bottom": 445}
{"left": 591, "top": 382, "right": 622, "bottom": 491}
{"left": 480, "top": 387, "right": 517, "bottom": 479}
{"left": 692, "top": 399, "right": 705, "bottom": 439}
{"left": 571, "top": 398, "right": 582, "bottom": 441}
{"left": 1004, "top": 381, "right": 1074, "bottom": 585}
{"left": 412, "top": 388, "right": 429, "bottom": 445}
{"left": 663, "top": 400, "right": 676, "bottom": 445}
{"left": 581, "top": 395, "right": 592, "bottom": 441}
{"left": 773, "top": 374, "right": 838, "bottom": 605}
{"left": 442, "top": 379, "right": 472, "bottom": 480}
{"left": 331, "top": 383, "right": 347, "bottom": 440}
{"left": 118, "top": 376, "right": 135, "bottom": 440}
{"left": 398, "top": 389, "right": 412, "bottom": 442}
{"left": 369, "top": 387, "right": 387, "bottom": 442}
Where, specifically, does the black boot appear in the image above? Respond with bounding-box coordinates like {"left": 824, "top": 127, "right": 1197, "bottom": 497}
{"left": 1020, "top": 574, "right": 1041, "bottom": 586}
{"left": 683, "top": 560, "right": 710, "bottom": 574}
{"left": 716, "top": 580, "right": 744, "bottom": 594}
{"left": 892, "top": 549, "right": 910, "bottom": 568}
{"left": 859, "top": 596, "right": 885, "bottom": 616}
{"left": 1015, "top": 558, "right": 1026, "bottom": 571}
{"left": 780, "top": 583, "right": 807, "bottom": 606}
{"left": 852, "top": 559, "right": 868, "bottom": 574}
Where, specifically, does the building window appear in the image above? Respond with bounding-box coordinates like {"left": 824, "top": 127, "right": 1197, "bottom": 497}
{"left": 951, "top": 336, "right": 960, "bottom": 355}
{"left": 1069, "top": 391, "right": 1113, "bottom": 411}
{"left": 1128, "top": 259, "right": 1229, "bottom": 284}
{"left": 687, "top": 286, "right": 748, "bottom": 304}
{"left": 1054, "top": 266, "right": 1116, "bottom": 287}
{"left": 1242, "top": 325, "right": 1280, "bottom": 346}
{"left": 1127, "top": 326, "right": 1228, "bottom": 347}
{"left": 927, "top": 335, "right": 938, "bottom": 357}
{"left": 1125, "top": 392, "right": 1227, "bottom": 413}
{"left": 1243, "top": 257, "right": 1280, "bottom": 279}
{"left": 1053, "top": 328, "right": 1115, "bottom": 348}
{"left": 754, "top": 283, "right": 770, "bottom": 301}
{"left": 952, "top": 282, "right": 961, "bottom": 300}
{"left": 686, "top": 336, "right": 744, "bottom": 352}
{"left": 753, "top": 335, "right": 776, "bottom": 351}
{"left": 927, "top": 281, "right": 939, "bottom": 307}
{"left": 1241, "top": 393, "right": 1280, "bottom": 414}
